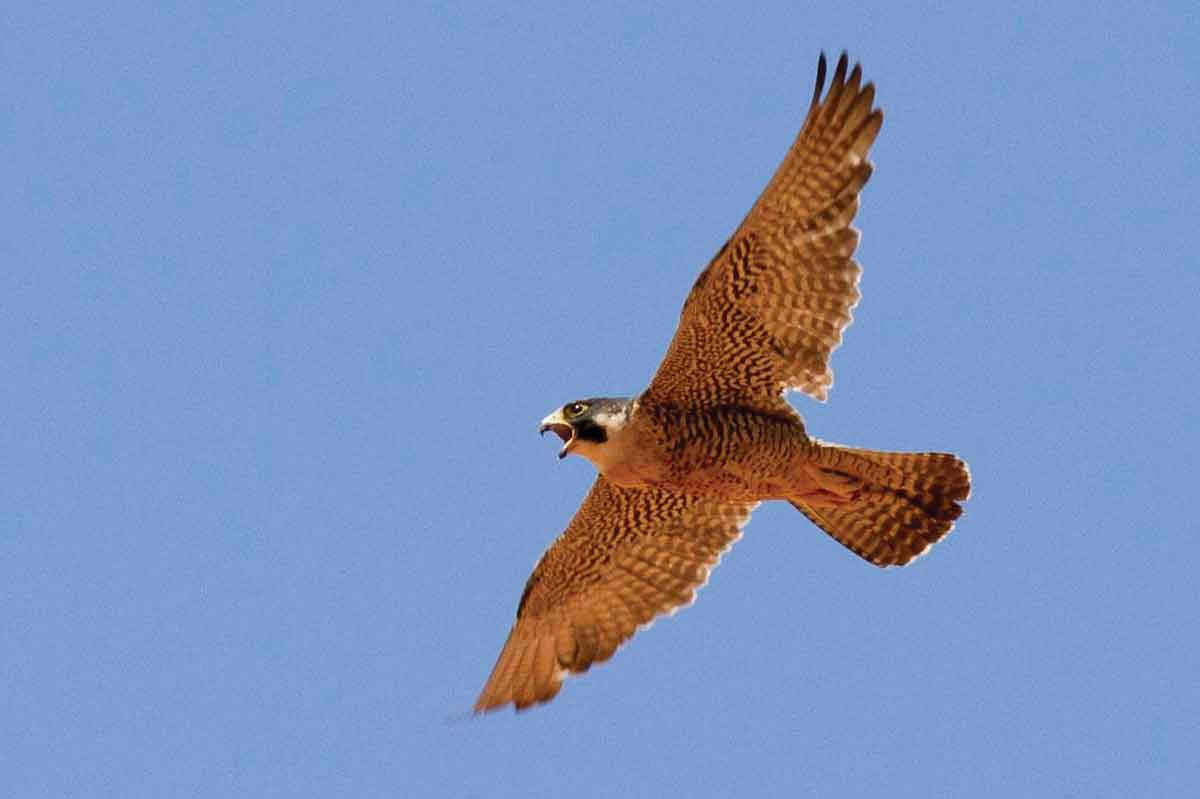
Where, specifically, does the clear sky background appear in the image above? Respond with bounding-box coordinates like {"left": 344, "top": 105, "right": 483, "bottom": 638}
{"left": 3, "top": 3, "right": 1198, "bottom": 797}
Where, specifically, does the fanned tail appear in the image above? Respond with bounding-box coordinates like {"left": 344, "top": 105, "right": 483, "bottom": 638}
{"left": 790, "top": 444, "right": 971, "bottom": 567}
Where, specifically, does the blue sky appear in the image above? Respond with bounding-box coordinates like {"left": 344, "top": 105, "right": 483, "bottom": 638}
{"left": 3, "top": 3, "right": 1198, "bottom": 797}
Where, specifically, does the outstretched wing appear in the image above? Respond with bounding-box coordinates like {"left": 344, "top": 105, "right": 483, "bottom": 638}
{"left": 644, "top": 53, "right": 882, "bottom": 409}
{"left": 475, "top": 477, "right": 756, "bottom": 713}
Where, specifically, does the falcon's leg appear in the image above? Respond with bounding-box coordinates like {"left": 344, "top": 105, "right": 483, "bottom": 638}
{"left": 789, "top": 464, "right": 861, "bottom": 507}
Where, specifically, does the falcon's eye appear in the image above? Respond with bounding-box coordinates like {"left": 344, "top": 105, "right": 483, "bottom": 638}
{"left": 566, "top": 402, "right": 587, "bottom": 418}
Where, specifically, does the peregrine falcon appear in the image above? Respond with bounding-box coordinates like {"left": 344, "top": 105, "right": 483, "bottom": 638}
{"left": 475, "top": 53, "right": 971, "bottom": 713}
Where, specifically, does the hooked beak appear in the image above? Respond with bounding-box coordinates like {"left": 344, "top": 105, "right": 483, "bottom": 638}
{"left": 539, "top": 410, "right": 576, "bottom": 459}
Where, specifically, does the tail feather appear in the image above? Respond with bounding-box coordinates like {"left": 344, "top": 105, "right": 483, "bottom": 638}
{"left": 792, "top": 445, "right": 970, "bottom": 567}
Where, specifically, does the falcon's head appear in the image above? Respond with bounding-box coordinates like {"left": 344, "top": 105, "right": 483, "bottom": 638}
{"left": 539, "top": 397, "right": 634, "bottom": 461}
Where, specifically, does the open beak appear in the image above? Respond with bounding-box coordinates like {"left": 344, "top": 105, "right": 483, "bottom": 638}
{"left": 539, "top": 409, "right": 576, "bottom": 459}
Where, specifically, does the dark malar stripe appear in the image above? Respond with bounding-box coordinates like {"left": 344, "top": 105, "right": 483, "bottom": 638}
{"left": 575, "top": 420, "right": 608, "bottom": 444}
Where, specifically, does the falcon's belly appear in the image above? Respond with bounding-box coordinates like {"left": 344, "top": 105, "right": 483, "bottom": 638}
{"left": 590, "top": 403, "right": 818, "bottom": 503}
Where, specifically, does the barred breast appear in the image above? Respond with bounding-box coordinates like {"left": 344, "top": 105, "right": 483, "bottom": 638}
{"left": 633, "top": 403, "right": 815, "bottom": 502}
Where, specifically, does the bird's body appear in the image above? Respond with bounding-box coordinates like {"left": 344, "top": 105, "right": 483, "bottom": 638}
{"left": 565, "top": 398, "right": 810, "bottom": 502}
{"left": 474, "top": 53, "right": 972, "bottom": 713}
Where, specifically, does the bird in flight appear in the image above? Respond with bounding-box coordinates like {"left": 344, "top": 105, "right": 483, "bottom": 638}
{"left": 475, "top": 53, "right": 971, "bottom": 713}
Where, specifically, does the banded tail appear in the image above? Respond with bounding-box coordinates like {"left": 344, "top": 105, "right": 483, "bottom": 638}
{"left": 791, "top": 444, "right": 971, "bottom": 567}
